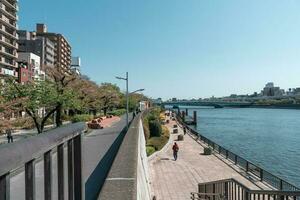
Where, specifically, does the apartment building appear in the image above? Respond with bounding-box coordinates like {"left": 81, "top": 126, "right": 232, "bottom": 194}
{"left": 18, "top": 30, "right": 55, "bottom": 70}
{"left": 0, "top": 0, "right": 18, "bottom": 79}
{"left": 35, "top": 24, "right": 72, "bottom": 72}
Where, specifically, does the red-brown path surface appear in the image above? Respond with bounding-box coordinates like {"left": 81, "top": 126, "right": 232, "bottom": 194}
{"left": 100, "top": 116, "right": 121, "bottom": 128}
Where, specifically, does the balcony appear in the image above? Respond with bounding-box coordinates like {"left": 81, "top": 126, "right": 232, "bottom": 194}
{"left": 0, "top": 35, "right": 17, "bottom": 49}
{"left": 2, "top": 0, "right": 18, "bottom": 11}
{"left": 0, "top": 14, "right": 17, "bottom": 30}
{"left": 0, "top": 47, "right": 17, "bottom": 59}
{"left": 0, "top": 24, "right": 18, "bottom": 39}
{"left": 0, "top": 56, "right": 17, "bottom": 68}
{"left": 0, "top": 3, "right": 18, "bottom": 20}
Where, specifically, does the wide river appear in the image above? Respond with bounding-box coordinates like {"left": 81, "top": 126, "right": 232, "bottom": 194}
{"left": 178, "top": 106, "right": 300, "bottom": 187}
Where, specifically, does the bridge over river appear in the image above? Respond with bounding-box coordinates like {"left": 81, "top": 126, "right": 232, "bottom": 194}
{"left": 162, "top": 100, "right": 253, "bottom": 108}
{"left": 0, "top": 111, "right": 299, "bottom": 200}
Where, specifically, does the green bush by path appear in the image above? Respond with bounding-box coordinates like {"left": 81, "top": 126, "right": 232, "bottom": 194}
{"left": 147, "top": 135, "right": 169, "bottom": 151}
{"left": 149, "top": 120, "right": 162, "bottom": 137}
{"left": 146, "top": 146, "right": 156, "bottom": 156}
{"left": 107, "top": 109, "right": 126, "bottom": 116}
{"left": 142, "top": 107, "right": 171, "bottom": 156}
{"left": 71, "top": 114, "right": 94, "bottom": 123}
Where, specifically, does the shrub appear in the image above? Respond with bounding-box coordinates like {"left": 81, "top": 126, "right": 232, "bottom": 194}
{"left": 146, "top": 146, "right": 156, "bottom": 156}
{"left": 61, "top": 114, "right": 72, "bottom": 121}
{"left": 71, "top": 114, "right": 94, "bottom": 123}
{"left": 162, "top": 125, "right": 170, "bottom": 138}
{"left": 149, "top": 120, "right": 162, "bottom": 137}
{"left": 107, "top": 109, "right": 126, "bottom": 116}
{"left": 11, "top": 117, "right": 35, "bottom": 129}
{"left": 147, "top": 136, "right": 169, "bottom": 151}
{"left": 143, "top": 117, "right": 150, "bottom": 140}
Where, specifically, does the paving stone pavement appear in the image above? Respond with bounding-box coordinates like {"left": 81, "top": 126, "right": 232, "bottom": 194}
{"left": 148, "top": 117, "right": 262, "bottom": 200}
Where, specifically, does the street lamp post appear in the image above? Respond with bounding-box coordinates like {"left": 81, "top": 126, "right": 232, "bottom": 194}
{"left": 116, "top": 72, "right": 129, "bottom": 128}
{"left": 116, "top": 72, "right": 144, "bottom": 129}
{"left": 126, "top": 72, "right": 129, "bottom": 129}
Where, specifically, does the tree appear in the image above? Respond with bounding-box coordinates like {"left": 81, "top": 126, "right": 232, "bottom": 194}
{"left": 98, "top": 83, "right": 122, "bottom": 115}
{"left": 69, "top": 78, "right": 100, "bottom": 115}
{"left": 1, "top": 76, "right": 79, "bottom": 133}
{"left": 120, "top": 93, "right": 148, "bottom": 112}
{"left": 0, "top": 93, "right": 24, "bottom": 133}
{"left": 45, "top": 67, "right": 78, "bottom": 127}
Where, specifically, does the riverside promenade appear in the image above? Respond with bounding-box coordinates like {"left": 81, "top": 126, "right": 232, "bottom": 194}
{"left": 148, "top": 114, "right": 269, "bottom": 200}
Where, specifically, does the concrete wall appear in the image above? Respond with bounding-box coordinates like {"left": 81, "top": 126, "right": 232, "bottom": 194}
{"left": 137, "top": 119, "right": 151, "bottom": 200}
{"left": 98, "top": 114, "right": 151, "bottom": 200}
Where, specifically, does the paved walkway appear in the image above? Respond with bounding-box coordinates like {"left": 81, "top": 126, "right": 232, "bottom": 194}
{"left": 9, "top": 116, "right": 128, "bottom": 200}
{"left": 148, "top": 115, "right": 263, "bottom": 200}
{"left": 0, "top": 122, "right": 71, "bottom": 145}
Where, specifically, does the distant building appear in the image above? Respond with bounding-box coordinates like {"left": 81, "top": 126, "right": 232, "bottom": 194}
{"left": 17, "top": 52, "right": 45, "bottom": 83}
{"left": 262, "top": 82, "right": 284, "bottom": 97}
{"left": 17, "top": 30, "right": 55, "bottom": 70}
{"left": 139, "top": 101, "right": 149, "bottom": 111}
{"left": 35, "top": 24, "right": 72, "bottom": 72}
{"left": 172, "top": 98, "right": 177, "bottom": 102}
{"left": 0, "top": 0, "right": 19, "bottom": 80}
{"left": 153, "top": 98, "right": 162, "bottom": 104}
{"left": 71, "top": 56, "right": 81, "bottom": 75}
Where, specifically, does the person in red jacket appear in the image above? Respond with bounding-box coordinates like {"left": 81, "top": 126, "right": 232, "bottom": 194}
{"left": 172, "top": 142, "right": 179, "bottom": 161}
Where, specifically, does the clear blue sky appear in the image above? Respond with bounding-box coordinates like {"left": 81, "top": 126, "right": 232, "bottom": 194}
{"left": 20, "top": 0, "right": 300, "bottom": 100}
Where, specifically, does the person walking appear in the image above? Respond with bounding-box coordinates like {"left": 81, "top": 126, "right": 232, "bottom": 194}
{"left": 183, "top": 127, "right": 187, "bottom": 135}
{"left": 6, "top": 128, "right": 13, "bottom": 143}
{"left": 172, "top": 142, "right": 179, "bottom": 161}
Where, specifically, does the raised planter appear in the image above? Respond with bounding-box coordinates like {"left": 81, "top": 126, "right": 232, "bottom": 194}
{"left": 177, "top": 134, "right": 184, "bottom": 141}
{"left": 203, "top": 147, "right": 213, "bottom": 155}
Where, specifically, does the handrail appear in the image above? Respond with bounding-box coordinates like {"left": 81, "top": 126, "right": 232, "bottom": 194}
{"left": 199, "top": 178, "right": 300, "bottom": 195}
{"left": 0, "top": 122, "right": 86, "bottom": 200}
{"left": 175, "top": 112, "right": 300, "bottom": 192}
{"left": 195, "top": 178, "right": 300, "bottom": 200}
{"left": 0, "top": 122, "right": 85, "bottom": 176}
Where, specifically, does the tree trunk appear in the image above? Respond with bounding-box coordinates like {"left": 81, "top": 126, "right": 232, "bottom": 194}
{"left": 103, "top": 107, "right": 108, "bottom": 116}
{"left": 32, "top": 117, "right": 42, "bottom": 134}
{"left": 56, "top": 103, "right": 63, "bottom": 127}
{"left": 92, "top": 109, "right": 97, "bottom": 116}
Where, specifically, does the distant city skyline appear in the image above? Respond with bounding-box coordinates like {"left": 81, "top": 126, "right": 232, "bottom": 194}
{"left": 19, "top": 1, "right": 300, "bottom": 99}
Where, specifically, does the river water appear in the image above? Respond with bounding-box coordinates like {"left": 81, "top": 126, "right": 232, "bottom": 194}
{"left": 178, "top": 106, "right": 300, "bottom": 187}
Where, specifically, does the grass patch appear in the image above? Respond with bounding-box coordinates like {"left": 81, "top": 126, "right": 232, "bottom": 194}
{"left": 142, "top": 107, "right": 170, "bottom": 157}
{"left": 107, "top": 109, "right": 126, "bottom": 116}
{"left": 146, "top": 125, "right": 170, "bottom": 155}
{"left": 71, "top": 114, "right": 94, "bottom": 123}
{"left": 146, "top": 146, "right": 156, "bottom": 156}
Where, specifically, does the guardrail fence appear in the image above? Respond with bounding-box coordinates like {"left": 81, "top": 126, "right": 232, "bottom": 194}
{"left": 191, "top": 178, "right": 300, "bottom": 200}
{"left": 0, "top": 122, "right": 85, "bottom": 200}
{"left": 175, "top": 112, "right": 300, "bottom": 192}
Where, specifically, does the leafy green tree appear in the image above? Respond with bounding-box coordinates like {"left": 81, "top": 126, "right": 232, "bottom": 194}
{"left": 69, "top": 78, "right": 100, "bottom": 115}
{"left": 2, "top": 78, "right": 78, "bottom": 133}
{"left": 98, "top": 83, "right": 122, "bottom": 115}
{"left": 45, "top": 66, "right": 78, "bottom": 127}
{"left": 120, "top": 93, "right": 148, "bottom": 112}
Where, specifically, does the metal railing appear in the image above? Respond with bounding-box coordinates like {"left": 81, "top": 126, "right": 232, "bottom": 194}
{"left": 191, "top": 178, "right": 300, "bottom": 200}
{"left": 176, "top": 114, "right": 300, "bottom": 192}
{"left": 0, "top": 122, "right": 86, "bottom": 200}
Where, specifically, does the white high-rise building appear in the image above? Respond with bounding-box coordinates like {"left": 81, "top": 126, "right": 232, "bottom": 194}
{"left": 0, "top": 0, "right": 19, "bottom": 79}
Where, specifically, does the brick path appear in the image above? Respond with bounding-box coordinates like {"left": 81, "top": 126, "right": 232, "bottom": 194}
{"left": 148, "top": 116, "right": 263, "bottom": 200}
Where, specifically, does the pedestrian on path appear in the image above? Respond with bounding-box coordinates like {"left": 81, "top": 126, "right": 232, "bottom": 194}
{"left": 183, "top": 127, "right": 187, "bottom": 135}
{"left": 172, "top": 142, "right": 179, "bottom": 161}
{"left": 6, "top": 128, "right": 13, "bottom": 143}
